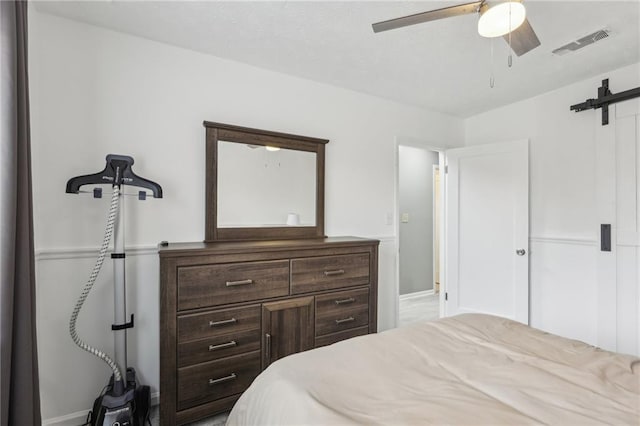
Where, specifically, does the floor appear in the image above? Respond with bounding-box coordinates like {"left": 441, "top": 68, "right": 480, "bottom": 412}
{"left": 399, "top": 292, "right": 440, "bottom": 327}
{"left": 149, "top": 406, "right": 228, "bottom": 425}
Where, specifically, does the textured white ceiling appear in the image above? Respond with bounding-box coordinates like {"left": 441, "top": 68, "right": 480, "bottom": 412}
{"left": 34, "top": 1, "right": 640, "bottom": 117}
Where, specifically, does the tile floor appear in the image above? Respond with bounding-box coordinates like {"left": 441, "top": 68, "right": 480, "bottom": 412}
{"left": 399, "top": 292, "right": 440, "bottom": 327}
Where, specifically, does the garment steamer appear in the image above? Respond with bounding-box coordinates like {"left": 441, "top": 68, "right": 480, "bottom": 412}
{"left": 66, "top": 155, "right": 163, "bottom": 426}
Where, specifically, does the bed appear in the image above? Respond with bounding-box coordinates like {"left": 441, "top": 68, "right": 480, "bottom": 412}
{"left": 226, "top": 313, "right": 640, "bottom": 425}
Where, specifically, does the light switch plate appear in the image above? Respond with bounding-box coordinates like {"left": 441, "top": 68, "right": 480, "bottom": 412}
{"left": 401, "top": 213, "right": 409, "bottom": 223}
{"left": 386, "top": 212, "right": 393, "bottom": 225}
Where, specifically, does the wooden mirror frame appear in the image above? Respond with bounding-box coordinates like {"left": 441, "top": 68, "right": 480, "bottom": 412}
{"left": 204, "top": 121, "right": 328, "bottom": 242}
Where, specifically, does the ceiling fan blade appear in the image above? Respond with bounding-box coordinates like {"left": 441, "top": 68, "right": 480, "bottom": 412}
{"left": 372, "top": 1, "right": 482, "bottom": 33}
{"left": 503, "top": 18, "right": 541, "bottom": 56}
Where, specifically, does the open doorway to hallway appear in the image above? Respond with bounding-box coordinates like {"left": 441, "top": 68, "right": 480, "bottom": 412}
{"left": 397, "top": 145, "right": 443, "bottom": 327}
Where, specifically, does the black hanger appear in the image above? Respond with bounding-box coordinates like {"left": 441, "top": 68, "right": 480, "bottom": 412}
{"left": 66, "top": 154, "right": 163, "bottom": 198}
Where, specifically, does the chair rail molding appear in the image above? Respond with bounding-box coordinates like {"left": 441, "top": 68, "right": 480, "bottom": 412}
{"left": 529, "top": 236, "right": 597, "bottom": 246}
{"left": 35, "top": 245, "right": 159, "bottom": 261}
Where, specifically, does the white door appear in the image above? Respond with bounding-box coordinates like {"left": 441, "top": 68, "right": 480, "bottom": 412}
{"left": 596, "top": 98, "right": 640, "bottom": 355}
{"left": 445, "top": 140, "right": 529, "bottom": 323}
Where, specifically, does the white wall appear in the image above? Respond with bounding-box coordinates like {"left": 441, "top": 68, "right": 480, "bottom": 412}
{"left": 464, "top": 62, "right": 640, "bottom": 352}
{"left": 29, "top": 11, "right": 464, "bottom": 423}
{"left": 398, "top": 146, "right": 439, "bottom": 295}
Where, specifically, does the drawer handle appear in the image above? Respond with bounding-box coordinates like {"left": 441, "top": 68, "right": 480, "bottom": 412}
{"left": 334, "top": 297, "right": 355, "bottom": 305}
{"left": 335, "top": 317, "right": 355, "bottom": 325}
{"left": 208, "top": 373, "right": 237, "bottom": 386}
{"left": 324, "top": 269, "right": 345, "bottom": 277}
{"left": 226, "top": 279, "right": 254, "bottom": 287}
{"left": 209, "top": 318, "right": 237, "bottom": 327}
{"left": 209, "top": 341, "right": 237, "bottom": 351}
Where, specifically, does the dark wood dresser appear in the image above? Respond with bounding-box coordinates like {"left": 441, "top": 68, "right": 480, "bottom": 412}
{"left": 159, "top": 237, "right": 379, "bottom": 425}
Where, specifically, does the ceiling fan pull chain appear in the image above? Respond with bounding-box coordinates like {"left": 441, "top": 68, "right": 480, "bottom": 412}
{"left": 508, "top": 2, "right": 513, "bottom": 68}
{"left": 490, "top": 38, "right": 495, "bottom": 88}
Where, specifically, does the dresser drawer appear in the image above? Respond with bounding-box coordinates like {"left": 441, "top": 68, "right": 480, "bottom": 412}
{"left": 178, "top": 328, "right": 261, "bottom": 367}
{"left": 177, "top": 351, "right": 261, "bottom": 411}
{"left": 177, "top": 260, "right": 290, "bottom": 310}
{"left": 178, "top": 305, "right": 261, "bottom": 343}
{"left": 315, "top": 288, "right": 369, "bottom": 336}
{"left": 291, "top": 253, "right": 370, "bottom": 294}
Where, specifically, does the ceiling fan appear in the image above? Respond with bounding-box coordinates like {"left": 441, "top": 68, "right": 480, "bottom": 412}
{"left": 372, "top": 0, "right": 541, "bottom": 57}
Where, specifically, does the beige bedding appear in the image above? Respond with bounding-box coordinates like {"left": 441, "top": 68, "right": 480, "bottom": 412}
{"left": 227, "top": 314, "right": 640, "bottom": 425}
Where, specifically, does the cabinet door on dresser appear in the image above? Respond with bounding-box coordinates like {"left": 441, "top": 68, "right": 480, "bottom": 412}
{"left": 262, "top": 297, "right": 315, "bottom": 368}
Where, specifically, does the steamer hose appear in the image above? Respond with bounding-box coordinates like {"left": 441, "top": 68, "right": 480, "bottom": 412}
{"left": 69, "top": 186, "right": 122, "bottom": 384}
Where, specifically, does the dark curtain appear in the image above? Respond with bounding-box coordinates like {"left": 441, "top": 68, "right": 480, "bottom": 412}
{"left": 0, "top": 1, "right": 41, "bottom": 425}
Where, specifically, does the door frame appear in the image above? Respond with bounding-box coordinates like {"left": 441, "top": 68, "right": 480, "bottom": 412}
{"left": 394, "top": 137, "right": 447, "bottom": 327}
{"left": 432, "top": 164, "right": 441, "bottom": 296}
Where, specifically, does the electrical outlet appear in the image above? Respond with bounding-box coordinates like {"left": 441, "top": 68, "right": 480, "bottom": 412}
{"left": 401, "top": 213, "right": 409, "bottom": 223}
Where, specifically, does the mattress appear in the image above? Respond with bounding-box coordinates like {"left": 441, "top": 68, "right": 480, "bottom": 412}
{"left": 226, "top": 314, "right": 640, "bottom": 425}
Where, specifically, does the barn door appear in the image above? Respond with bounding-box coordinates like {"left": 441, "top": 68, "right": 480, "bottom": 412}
{"left": 445, "top": 140, "right": 529, "bottom": 324}
{"left": 596, "top": 98, "right": 640, "bottom": 355}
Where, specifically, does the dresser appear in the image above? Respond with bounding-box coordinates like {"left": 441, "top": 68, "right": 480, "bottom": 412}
{"left": 159, "top": 237, "right": 379, "bottom": 425}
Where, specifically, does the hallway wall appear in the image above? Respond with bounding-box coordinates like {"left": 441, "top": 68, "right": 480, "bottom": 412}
{"left": 398, "top": 146, "right": 439, "bottom": 295}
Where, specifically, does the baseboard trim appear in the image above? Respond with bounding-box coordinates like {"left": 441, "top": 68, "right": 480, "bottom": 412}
{"left": 399, "top": 289, "right": 434, "bottom": 301}
{"left": 42, "top": 410, "right": 89, "bottom": 426}
{"left": 42, "top": 391, "right": 159, "bottom": 426}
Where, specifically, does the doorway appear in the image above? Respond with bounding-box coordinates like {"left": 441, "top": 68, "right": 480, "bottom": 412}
{"left": 396, "top": 144, "right": 444, "bottom": 327}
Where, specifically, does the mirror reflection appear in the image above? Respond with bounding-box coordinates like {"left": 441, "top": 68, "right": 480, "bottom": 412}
{"left": 217, "top": 141, "right": 316, "bottom": 227}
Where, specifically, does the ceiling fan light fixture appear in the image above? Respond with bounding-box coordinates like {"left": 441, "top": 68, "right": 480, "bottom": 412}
{"left": 478, "top": 1, "right": 526, "bottom": 38}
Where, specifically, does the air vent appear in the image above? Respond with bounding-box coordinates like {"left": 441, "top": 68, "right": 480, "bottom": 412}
{"left": 552, "top": 29, "right": 612, "bottom": 56}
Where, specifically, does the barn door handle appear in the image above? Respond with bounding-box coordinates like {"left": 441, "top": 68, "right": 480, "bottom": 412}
{"left": 601, "top": 224, "right": 611, "bottom": 252}
{"left": 516, "top": 249, "right": 526, "bottom": 256}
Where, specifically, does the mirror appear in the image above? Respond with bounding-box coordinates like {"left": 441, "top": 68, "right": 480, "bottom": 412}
{"left": 217, "top": 141, "right": 316, "bottom": 227}
{"left": 204, "top": 121, "right": 327, "bottom": 242}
